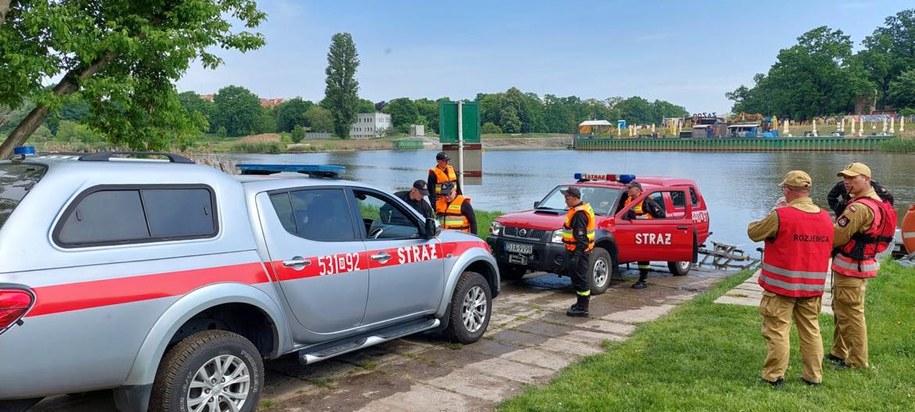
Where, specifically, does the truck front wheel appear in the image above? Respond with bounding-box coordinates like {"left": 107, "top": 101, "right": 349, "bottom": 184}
{"left": 588, "top": 248, "right": 613, "bottom": 295}
{"left": 149, "top": 330, "right": 263, "bottom": 412}
{"left": 443, "top": 271, "right": 492, "bottom": 343}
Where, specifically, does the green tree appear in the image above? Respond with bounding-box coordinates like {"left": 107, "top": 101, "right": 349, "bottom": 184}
{"left": 0, "top": 0, "right": 266, "bottom": 157}
{"left": 212, "top": 85, "right": 265, "bottom": 137}
{"left": 889, "top": 68, "right": 915, "bottom": 109}
{"left": 324, "top": 33, "right": 360, "bottom": 138}
{"left": 304, "top": 105, "right": 333, "bottom": 133}
{"left": 727, "top": 26, "right": 870, "bottom": 119}
{"left": 274, "top": 98, "right": 314, "bottom": 132}
{"left": 382, "top": 97, "right": 418, "bottom": 133}
{"left": 177, "top": 91, "right": 215, "bottom": 133}
{"left": 414, "top": 98, "right": 439, "bottom": 132}
{"left": 500, "top": 106, "right": 521, "bottom": 133}
{"left": 860, "top": 9, "right": 915, "bottom": 109}
{"left": 356, "top": 98, "right": 375, "bottom": 114}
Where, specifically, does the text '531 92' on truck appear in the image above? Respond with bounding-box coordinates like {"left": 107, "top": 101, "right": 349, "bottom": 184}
{"left": 487, "top": 173, "right": 710, "bottom": 294}
{"left": 0, "top": 148, "right": 499, "bottom": 412}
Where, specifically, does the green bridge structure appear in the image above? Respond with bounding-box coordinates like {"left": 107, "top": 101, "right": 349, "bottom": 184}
{"left": 572, "top": 135, "right": 896, "bottom": 152}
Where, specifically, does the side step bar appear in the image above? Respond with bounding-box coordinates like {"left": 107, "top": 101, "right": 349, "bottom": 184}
{"left": 298, "top": 318, "right": 440, "bottom": 365}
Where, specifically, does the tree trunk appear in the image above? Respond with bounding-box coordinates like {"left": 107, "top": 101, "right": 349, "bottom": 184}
{"left": 0, "top": 52, "right": 115, "bottom": 159}
{"left": 0, "top": 0, "right": 11, "bottom": 26}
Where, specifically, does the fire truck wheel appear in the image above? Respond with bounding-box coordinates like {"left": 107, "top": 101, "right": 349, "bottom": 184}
{"left": 588, "top": 248, "right": 612, "bottom": 295}
{"left": 149, "top": 330, "right": 263, "bottom": 412}
{"left": 668, "top": 261, "right": 692, "bottom": 276}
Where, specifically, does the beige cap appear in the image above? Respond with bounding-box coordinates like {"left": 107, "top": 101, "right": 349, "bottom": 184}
{"left": 837, "top": 162, "right": 871, "bottom": 178}
{"left": 779, "top": 170, "right": 812, "bottom": 188}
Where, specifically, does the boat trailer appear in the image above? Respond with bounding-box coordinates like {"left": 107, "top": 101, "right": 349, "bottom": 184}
{"left": 697, "top": 241, "right": 760, "bottom": 271}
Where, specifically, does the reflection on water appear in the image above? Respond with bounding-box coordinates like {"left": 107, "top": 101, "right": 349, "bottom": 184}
{"left": 236, "top": 150, "right": 915, "bottom": 249}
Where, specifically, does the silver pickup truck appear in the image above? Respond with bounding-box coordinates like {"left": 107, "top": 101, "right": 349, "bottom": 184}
{"left": 0, "top": 151, "right": 499, "bottom": 412}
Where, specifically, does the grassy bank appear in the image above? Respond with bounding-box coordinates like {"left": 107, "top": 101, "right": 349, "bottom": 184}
{"left": 475, "top": 210, "right": 501, "bottom": 241}
{"left": 499, "top": 260, "right": 915, "bottom": 411}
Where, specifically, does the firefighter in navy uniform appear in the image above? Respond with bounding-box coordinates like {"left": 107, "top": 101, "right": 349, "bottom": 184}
{"left": 748, "top": 170, "right": 834, "bottom": 387}
{"left": 622, "top": 181, "right": 665, "bottom": 289}
{"left": 428, "top": 151, "right": 461, "bottom": 206}
{"left": 561, "top": 187, "right": 596, "bottom": 317}
{"left": 828, "top": 162, "right": 897, "bottom": 369}
{"left": 435, "top": 182, "right": 476, "bottom": 234}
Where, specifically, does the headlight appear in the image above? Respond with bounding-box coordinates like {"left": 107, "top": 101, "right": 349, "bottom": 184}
{"left": 490, "top": 221, "right": 503, "bottom": 236}
{"left": 550, "top": 229, "right": 564, "bottom": 244}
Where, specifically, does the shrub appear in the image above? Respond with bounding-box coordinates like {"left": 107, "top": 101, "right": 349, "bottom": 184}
{"left": 482, "top": 122, "right": 502, "bottom": 134}
{"left": 291, "top": 125, "right": 305, "bottom": 143}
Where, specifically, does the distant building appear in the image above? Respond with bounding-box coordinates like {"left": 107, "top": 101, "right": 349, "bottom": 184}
{"left": 350, "top": 112, "right": 392, "bottom": 139}
{"left": 197, "top": 94, "right": 285, "bottom": 109}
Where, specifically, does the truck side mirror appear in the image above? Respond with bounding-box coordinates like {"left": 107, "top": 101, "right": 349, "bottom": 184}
{"left": 424, "top": 217, "right": 441, "bottom": 239}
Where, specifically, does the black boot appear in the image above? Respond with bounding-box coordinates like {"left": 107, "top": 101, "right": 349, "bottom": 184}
{"left": 632, "top": 271, "right": 648, "bottom": 289}
{"left": 567, "top": 295, "right": 589, "bottom": 317}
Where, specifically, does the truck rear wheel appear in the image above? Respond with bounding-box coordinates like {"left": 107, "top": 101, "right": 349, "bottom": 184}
{"left": 443, "top": 271, "right": 492, "bottom": 343}
{"left": 149, "top": 330, "right": 263, "bottom": 412}
{"left": 588, "top": 248, "right": 612, "bottom": 295}
{"left": 668, "top": 261, "right": 692, "bottom": 276}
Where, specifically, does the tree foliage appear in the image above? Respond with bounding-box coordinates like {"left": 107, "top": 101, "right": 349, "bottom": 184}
{"left": 324, "top": 32, "right": 360, "bottom": 139}
{"left": 382, "top": 97, "right": 418, "bottom": 133}
{"left": 304, "top": 105, "right": 333, "bottom": 133}
{"left": 0, "top": 0, "right": 266, "bottom": 156}
{"left": 211, "top": 86, "right": 266, "bottom": 137}
{"left": 889, "top": 68, "right": 915, "bottom": 109}
{"left": 728, "top": 9, "right": 915, "bottom": 117}
{"left": 274, "top": 97, "right": 314, "bottom": 132}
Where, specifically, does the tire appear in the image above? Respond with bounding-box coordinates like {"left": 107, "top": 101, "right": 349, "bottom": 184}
{"left": 498, "top": 263, "right": 527, "bottom": 281}
{"left": 668, "top": 261, "right": 692, "bottom": 276}
{"left": 443, "top": 271, "right": 492, "bottom": 344}
{"left": 588, "top": 248, "right": 613, "bottom": 295}
{"left": 149, "top": 330, "right": 263, "bottom": 412}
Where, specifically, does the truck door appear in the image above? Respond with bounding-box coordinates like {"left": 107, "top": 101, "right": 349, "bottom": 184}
{"left": 348, "top": 188, "right": 444, "bottom": 325}
{"left": 257, "top": 188, "right": 368, "bottom": 334}
{"left": 614, "top": 189, "right": 694, "bottom": 263}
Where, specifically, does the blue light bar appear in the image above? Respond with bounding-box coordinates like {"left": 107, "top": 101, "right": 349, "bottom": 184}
{"left": 573, "top": 172, "right": 637, "bottom": 183}
{"left": 236, "top": 164, "right": 345, "bottom": 178}
{"left": 13, "top": 146, "right": 36, "bottom": 156}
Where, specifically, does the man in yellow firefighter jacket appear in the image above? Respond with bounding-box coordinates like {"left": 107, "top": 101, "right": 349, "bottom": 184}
{"left": 828, "top": 162, "right": 897, "bottom": 369}
{"left": 428, "top": 151, "right": 462, "bottom": 206}
{"left": 561, "top": 187, "right": 595, "bottom": 317}
{"left": 435, "top": 182, "right": 476, "bottom": 234}
{"left": 748, "top": 170, "right": 834, "bottom": 387}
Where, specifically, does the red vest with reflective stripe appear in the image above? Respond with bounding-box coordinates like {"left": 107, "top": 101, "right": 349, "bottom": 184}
{"left": 429, "top": 165, "right": 458, "bottom": 195}
{"left": 838, "top": 197, "right": 897, "bottom": 261}
{"left": 833, "top": 197, "right": 896, "bottom": 278}
{"left": 759, "top": 207, "right": 834, "bottom": 297}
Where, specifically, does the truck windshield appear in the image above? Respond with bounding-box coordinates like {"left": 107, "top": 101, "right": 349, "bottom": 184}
{"left": 537, "top": 186, "right": 622, "bottom": 216}
{"left": 0, "top": 164, "right": 47, "bottom": 229}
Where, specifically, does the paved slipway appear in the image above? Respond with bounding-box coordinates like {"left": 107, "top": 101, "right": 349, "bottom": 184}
{"left": 33, "top": 265, "right": 733, "bottom": 412}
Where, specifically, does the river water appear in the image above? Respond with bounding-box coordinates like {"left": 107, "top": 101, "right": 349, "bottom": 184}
{"left": 236, "top": 150, "right": 915, "bottom": 252}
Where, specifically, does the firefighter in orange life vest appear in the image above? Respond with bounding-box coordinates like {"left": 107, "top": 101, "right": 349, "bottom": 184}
{"left": 828, "top": 162, "right": 897, "bottom": 369}
{"left": 435, "top": 182, "right": 476, "bottom": 234}
{"left": 561, "top": 187, "right": 595, "bottom": 317}
{"left": 428, "top": 151, "right": 461, "bottom": 206}
{"left": 623, "top": 181, "right": 665, "bottom": 289}
{"left": 748, "top": 170, "right": 834, "bottom": 387}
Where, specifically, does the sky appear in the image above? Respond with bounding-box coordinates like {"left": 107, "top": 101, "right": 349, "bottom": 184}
{"left": 176, "top": 0, "right": 913, "bottom": 114}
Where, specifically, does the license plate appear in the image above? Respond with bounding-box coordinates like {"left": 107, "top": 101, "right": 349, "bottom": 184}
{"left": 505, "top": 242, "right": 533, "bottom": 254}
{"left": 508, "top": 254, "right": 528, "bottom": 265}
